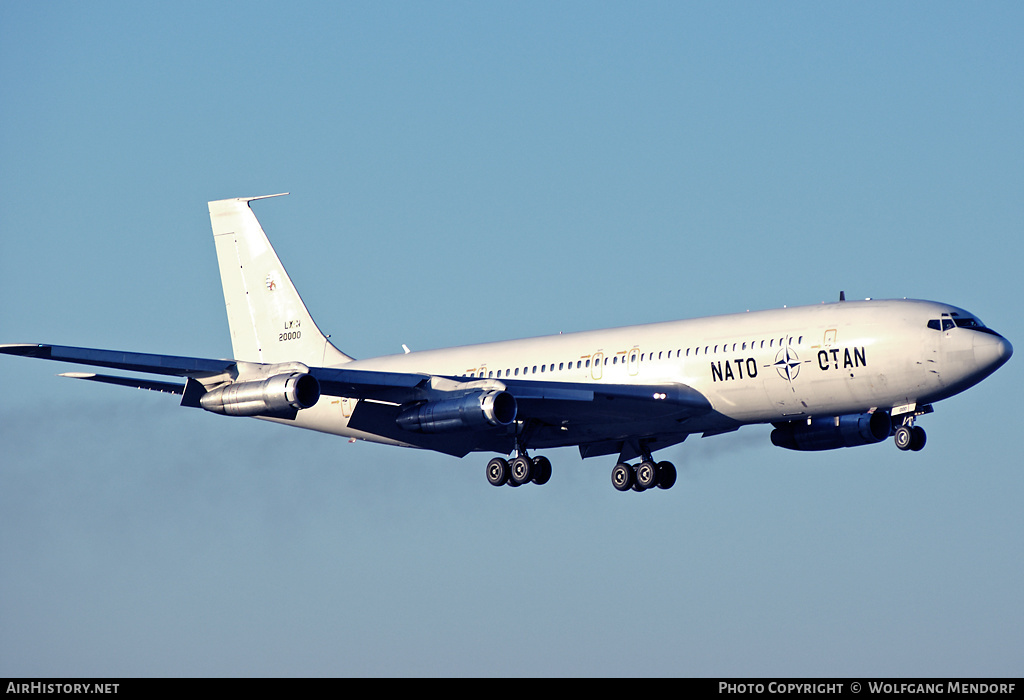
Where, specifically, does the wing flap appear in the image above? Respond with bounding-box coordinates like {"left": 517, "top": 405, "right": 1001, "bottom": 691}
{"left": 504, "top": 378, "right": 711, "bottom": 424}
{"left": 310, "top": 366, "right": 431, "bottom": 403}
{"left": 59, "top": 372, "right": 185, "bottom": 395}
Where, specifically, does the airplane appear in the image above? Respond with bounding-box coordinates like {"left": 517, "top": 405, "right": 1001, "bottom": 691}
{"left": 1, "top": 194, "right": 1013, "bottom": 492}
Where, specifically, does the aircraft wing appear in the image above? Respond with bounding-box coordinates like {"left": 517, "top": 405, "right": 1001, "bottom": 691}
{"left": 1, "top": 343, "right": 713, "bottom": 457}
{"left": 313, "top": 366, "right": 714, "bottom": 457}
{"left": 0, "top": 343, "right": 235, "bottom": 377}
{"left": 0, "top": 343, "right": 431, "bottom": 402}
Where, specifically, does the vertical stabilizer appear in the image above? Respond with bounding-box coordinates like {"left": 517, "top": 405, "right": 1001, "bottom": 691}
{"left": 208, "top": 195, "right": 353, "bottom": 366}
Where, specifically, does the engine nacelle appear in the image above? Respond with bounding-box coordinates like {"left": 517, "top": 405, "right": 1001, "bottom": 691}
{"left": 396, "top": 390, "right": 517, "bottom": 433}
{"left": 771, "top": 411, "right": 891, "bottom": 451}
{"left": 199, "top": 372, "right": 321, "bottom": 417}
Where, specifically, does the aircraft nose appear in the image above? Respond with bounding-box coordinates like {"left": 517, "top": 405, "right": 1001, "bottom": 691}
{"left": 974, "top": 332, "right": 1013, "bottom": 373}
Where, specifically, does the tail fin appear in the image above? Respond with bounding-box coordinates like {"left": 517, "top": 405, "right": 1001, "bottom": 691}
{"left": 208, "top": 194, "right": 353, "bottom": 366}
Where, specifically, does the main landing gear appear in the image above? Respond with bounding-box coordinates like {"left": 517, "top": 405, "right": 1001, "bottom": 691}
{"left": 611, "top": 460, "right": 677, "bottom": 492}
{"left": 485, "top": 448, "right": 676, "bottom": 492}
{"left": 486, "top": 454, "right": 552, "bottom": 487}
{"left": 611, "top": 442, "right": 677, "bottom": 492}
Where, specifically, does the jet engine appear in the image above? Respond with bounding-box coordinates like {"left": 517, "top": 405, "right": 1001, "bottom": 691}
{"left": 396, "top": 390, "right": 517, "bottom": 433}
{"left": 199, "top": 372, "right": 321, "bottom": 417}
{"left": 771, "top": 411, "right": 891, "bottom": 451}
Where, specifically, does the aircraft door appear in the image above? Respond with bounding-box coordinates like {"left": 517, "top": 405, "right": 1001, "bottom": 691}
{"left": 628, "top": 348, "right": 640, "bottom": 376}
{"left": 591, "top": 352, "right": 604, "bottom": 380}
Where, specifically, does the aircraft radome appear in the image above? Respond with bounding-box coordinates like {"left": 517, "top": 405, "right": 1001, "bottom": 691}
{"left": 1, "top": 194, "right": 1013, "bottom": 492}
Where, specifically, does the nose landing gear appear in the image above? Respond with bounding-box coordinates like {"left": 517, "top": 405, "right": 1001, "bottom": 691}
{"left": 893, "top": 409, "right": 929, "bottom": 452}
{"left": 894, "top": 424, "right": 927, "bottom": 452}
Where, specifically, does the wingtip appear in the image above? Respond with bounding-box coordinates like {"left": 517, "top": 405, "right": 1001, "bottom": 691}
{"left": 0, "top": 343, "right": 47, "bottom": 357}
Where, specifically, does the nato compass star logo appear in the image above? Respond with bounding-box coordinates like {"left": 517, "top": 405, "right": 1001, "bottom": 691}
{"left": 772, "top": 344, "right": 803, "bottom": 383}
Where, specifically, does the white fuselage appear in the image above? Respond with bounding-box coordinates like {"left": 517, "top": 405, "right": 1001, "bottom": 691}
{"left": 291, "top": 298, "right": 1011, "bottom": 450}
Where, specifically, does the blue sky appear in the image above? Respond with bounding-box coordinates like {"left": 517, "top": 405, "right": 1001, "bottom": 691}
{"left": 1, "top": 1, "right": 1022, "bottom": 677}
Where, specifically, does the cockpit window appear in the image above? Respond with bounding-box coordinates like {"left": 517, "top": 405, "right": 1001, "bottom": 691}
{"left": 928, "top": 314, "right": 998, "bottom": 335}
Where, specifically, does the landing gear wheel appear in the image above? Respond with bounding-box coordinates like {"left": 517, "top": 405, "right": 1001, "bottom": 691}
{"left": 486, "top": 458, "right": 509, "bottom": 486}
{"left": 531, "top": 456, "right": 552, "bottom": 485}
{"left": 910, "top": 426, "right": 927, "bottom": 452}
{"left": 656, "top": 461, "right": 677, "bottom": 490}
{"left": 510, "top": 455, "right": 533, "bottom": 485}
{"left": 894, "top": 425, "right": 914, "bottom": 451}
{"left": 611, "top": 463, "right": 634, "bottom": 491}
{"left": 636, "top": 461, "right": 659, "bottom": 490}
